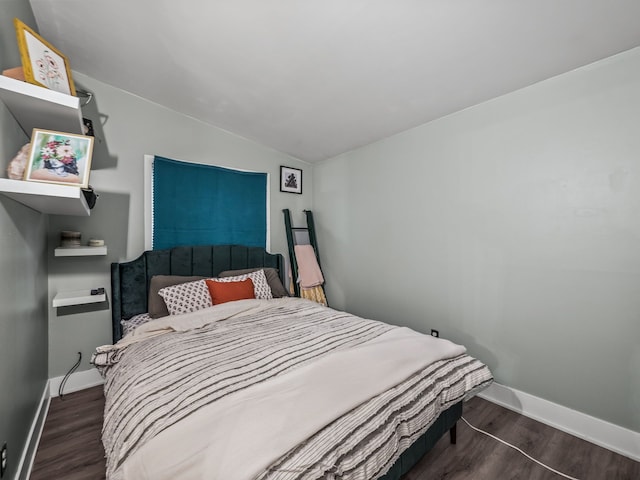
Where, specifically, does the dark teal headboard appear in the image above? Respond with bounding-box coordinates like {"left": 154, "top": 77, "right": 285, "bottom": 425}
{"left": 111, "top": 244, "right": 286, "bottom": 342}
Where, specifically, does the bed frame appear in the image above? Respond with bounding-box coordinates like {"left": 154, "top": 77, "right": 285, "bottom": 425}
{"left": 111, "top": 244, "right": 286, "bottom": 343}
{"left": 110, "top": 243, "right": 460, "bottom": 480}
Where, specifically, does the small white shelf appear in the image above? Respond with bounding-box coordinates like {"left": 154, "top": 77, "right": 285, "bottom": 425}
{"left": 52, "top": 289, "right": 106, "bottom": 308}
{"left": 55, "top": 245, "right": 107, "bottom": 256}
{"left": 0, "top": 74, "right": 83, "bottom": 136}
{"left": 0, "top": 178, "right": 90, "bottom": 215}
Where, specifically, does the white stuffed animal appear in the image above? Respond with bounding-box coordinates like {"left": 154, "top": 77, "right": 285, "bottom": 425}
{"left": 7, "top": 143, "right": 31, "bottom": 180}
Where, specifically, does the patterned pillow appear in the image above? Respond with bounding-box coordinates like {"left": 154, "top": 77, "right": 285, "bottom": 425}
{"left": 218, "top": 267, "right": 289, "bottom": 297}
{"left": 211, "top": 269, "right": 273, "bottom": 299}
{"left": 148, "top": 275, "right": 205, "bottom": 318}
{"left": 121, "top": 312, "right": 153, "bottom": 336}
{"left": 158, "top": 279, "right": 213, "bottom": 316}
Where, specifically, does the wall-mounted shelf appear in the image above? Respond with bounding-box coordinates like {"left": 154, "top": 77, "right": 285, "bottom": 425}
{"left": 54, "top": 245, "right": 107, "bottom": 256}
{"left": 0, "top": 178, "right": 90, "bottom": 215}
{"left": 0, "top": 74, "right": 84, "bottom": 136}
{"left": 52, "top": 289, "right": 106, "bottom": 308}
{"left": 0, "top": 75, "right": 93, "bottom": 216}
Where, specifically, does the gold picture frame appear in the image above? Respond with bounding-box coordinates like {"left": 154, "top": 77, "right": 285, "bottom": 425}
{"left": 14, "top": 18, "right": 76, "bottom": 96}
{"left": 24, "top": 129, "right": 94, "bottom": 188}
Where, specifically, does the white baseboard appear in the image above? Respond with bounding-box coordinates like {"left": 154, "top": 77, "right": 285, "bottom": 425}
{"left": 49, "top": 368, "right": 104, "bottom": 398}
{"left": 15, "top": 381, "right": 50, "bottom": 480}
{"left": 15, "top": 371, "right": 104, "bottom": 479}
{"left": 478, "top": 382, "right": 640, "bottom": 462}
{"left": 16, "top": 373, "right": 639, "bottom": 480}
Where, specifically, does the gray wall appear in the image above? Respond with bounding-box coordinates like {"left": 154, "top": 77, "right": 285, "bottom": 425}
{"left": 0, "top": 2, "right": 49, "bottom": 479}
{"left": 314, "top": 47, "right": 640, "bottom": 432}
{"left": 47, "top": 72, "right": 312, "bottom": 377}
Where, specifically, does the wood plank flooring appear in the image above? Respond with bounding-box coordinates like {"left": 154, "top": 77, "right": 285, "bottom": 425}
{"left": 30, "top": 386, "right": 106, "bottom": 480}
{"left": 407, "top": 397, "right": 640, "bottom": 480}
{"left": 30, "top": 386, "right": 639, "bottom": 480}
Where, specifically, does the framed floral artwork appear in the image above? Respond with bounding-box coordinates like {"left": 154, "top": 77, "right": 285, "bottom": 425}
{"left": 24, "top": 129, "right": 94, "bottom": 188}
{"left": 280, "top": 166, "right": 302, "bottom": 194}
{"left": 14, "top": 18, "right": 76, "bottom": 96}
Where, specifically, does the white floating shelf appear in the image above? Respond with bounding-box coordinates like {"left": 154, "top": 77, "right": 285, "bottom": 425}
{"left": 52, "top": 289, "right": 106, "bottom": 308}
{"left": 0, "top": 74, "right": 83, "bottom": 136}
{"left": 55, "top": 245, "right": 107, "bottom": 256}
{"left": 0, "top": 178, "right": 90, "bottom": 216}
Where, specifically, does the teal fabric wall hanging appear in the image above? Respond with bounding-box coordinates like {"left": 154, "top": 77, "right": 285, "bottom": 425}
{"left": 153, "top": 156, "right": 267, "bottom": 250}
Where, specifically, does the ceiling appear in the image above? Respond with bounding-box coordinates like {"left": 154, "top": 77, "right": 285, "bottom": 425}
{"left": 29, "top": 1, "right": 640, "bottom": 163}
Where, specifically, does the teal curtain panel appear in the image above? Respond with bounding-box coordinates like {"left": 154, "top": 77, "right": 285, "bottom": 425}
{"left": 153, "top": 156, "right": 267, "bottom": 250}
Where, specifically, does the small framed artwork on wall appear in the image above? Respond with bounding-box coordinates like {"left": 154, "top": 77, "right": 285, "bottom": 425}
{"left": 280, "top": 166, "right": 302, "bottom": 194}
{"left": 24, "top": 129, "right": 94, "bottom": 188}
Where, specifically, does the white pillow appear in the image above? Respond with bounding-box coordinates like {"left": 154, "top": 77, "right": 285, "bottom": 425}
{"left": 210, "top": 269, "right": 273, "bottom": 299}
{"left": 158, "top": 279, "right": 213, "bottom": 316}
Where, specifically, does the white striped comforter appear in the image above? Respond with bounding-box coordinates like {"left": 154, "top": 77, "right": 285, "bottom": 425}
{"left": 93, "top": 298, "right": 493, "bottom": 480}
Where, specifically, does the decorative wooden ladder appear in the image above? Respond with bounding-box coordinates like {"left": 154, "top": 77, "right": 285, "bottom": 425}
{"left": 282, "top": 209, "right": 327, "bottom": 305}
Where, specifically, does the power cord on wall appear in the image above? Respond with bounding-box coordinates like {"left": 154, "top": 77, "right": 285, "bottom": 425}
{"left": 58, "top": 352, "right": 82, "bottom": 399}
{"left": 461, "top": 416, "right": 581, "bottom": 480}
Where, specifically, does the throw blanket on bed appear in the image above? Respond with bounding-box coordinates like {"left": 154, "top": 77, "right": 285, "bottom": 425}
{"left": 93, "top": 298, "right": 492, "bottom": 480}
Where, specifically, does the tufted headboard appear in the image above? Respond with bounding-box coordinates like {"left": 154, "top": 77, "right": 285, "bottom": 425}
{"left": 111, "top": 244, "right": 286, "bottom": 342}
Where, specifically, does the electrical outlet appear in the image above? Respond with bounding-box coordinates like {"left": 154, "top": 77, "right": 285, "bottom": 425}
{"left": 1, "top": 442, "right": 7, "bottom": 478}
{"left": 430, "top": 329, "right": 439, "bottom": 338}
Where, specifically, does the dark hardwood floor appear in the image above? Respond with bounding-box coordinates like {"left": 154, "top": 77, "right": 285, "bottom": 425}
{"left": 30, "top": 386, "right": 106, "bottom": 480}
{"left": 407, "top": 398, "right": 639, "bottom": 480}
{"left": 30, "top": 386, "right": 639, "bottom": 480}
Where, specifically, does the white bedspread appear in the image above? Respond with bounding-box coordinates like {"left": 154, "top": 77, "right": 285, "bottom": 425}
{"left": 122, "top": 326, "right": 464, "bottom": 479}
{"left": 94, "top": 298, "right": 492, "bottom": 480}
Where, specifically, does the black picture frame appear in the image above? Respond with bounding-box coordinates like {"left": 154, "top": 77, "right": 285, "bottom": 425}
{"left": 280, "top": 166, "right": 302, "bottom": 194}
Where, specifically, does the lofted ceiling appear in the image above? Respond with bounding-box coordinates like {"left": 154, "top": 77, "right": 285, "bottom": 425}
{"left": 29, "top": 0, "right": 640, "bottom": 163}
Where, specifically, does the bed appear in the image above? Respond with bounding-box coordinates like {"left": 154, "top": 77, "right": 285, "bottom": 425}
{"left": 97, "top": 244, "right": 493, "bottom": 480}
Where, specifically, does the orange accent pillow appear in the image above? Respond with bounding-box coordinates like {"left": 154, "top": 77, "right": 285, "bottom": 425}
{"left": 205, "top": 278, "right": 255, "bottom": 305}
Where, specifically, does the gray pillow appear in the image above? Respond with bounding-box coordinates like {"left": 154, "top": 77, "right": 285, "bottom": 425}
{"left": 218, "top": 268, "right": 289, "bottom": 298}
{"left": 148, "top": 275, "right": 206, "bottom": 318}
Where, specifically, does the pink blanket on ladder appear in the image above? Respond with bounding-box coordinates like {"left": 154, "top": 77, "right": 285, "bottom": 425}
{"left": 294, "top": 245, "right": 324, "bottom": 288}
